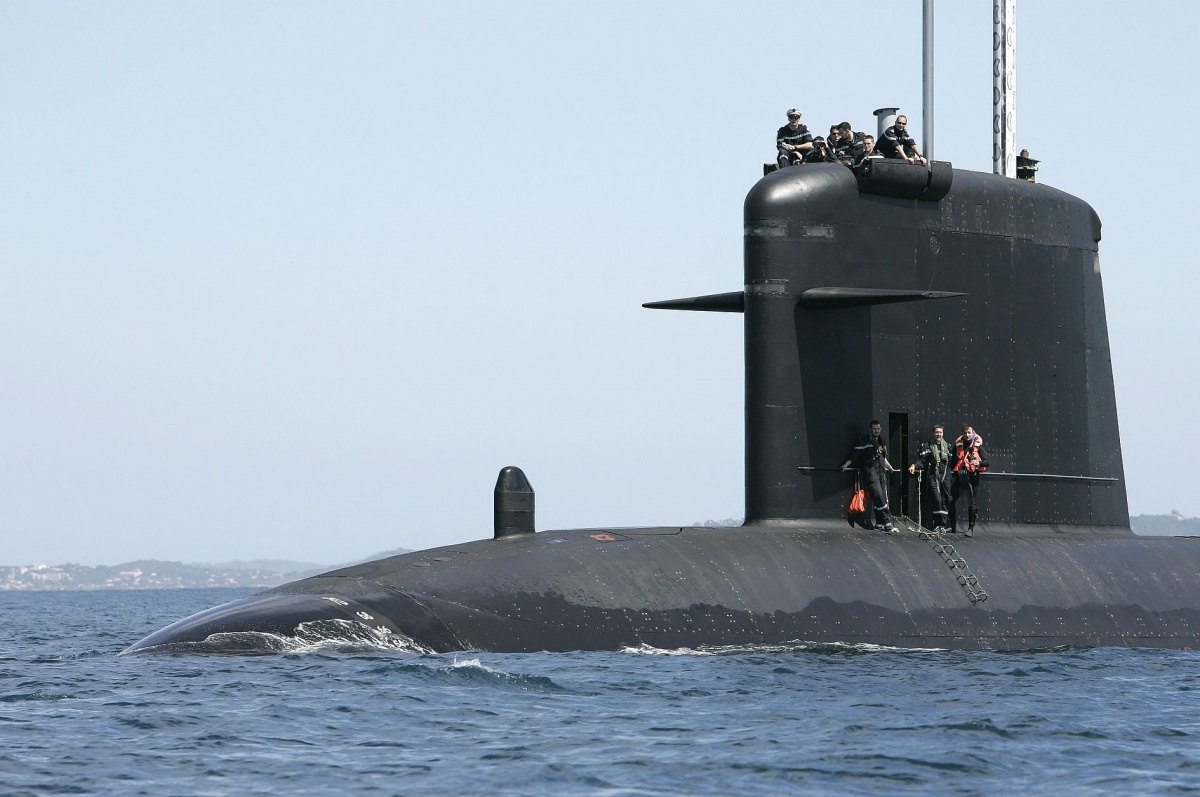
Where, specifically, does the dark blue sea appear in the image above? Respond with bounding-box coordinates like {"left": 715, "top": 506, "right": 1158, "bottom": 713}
{"left": 4, "top": 588, "right": 1200, "bottom": 795}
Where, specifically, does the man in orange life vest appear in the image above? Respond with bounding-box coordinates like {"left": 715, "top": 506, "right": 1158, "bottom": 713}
{"left": 950, "top": 424, "right": 989, "bottom": 537}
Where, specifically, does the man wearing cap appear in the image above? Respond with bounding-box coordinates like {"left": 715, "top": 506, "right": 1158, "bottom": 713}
{"left": 776, "top": 108, "right": 814, "bottom": 168}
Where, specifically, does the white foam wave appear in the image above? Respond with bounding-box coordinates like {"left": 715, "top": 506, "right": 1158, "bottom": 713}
{"left": 141, "top": 619, "right": 433, "bottom": 656}
{"left": 620, "top": 640, "right": 946, "bottom": 656}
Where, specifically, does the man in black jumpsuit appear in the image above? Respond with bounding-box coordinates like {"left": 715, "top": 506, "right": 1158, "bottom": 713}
{"left": 776, "top": 108, "right": 814, "bottom": 168}
{"left": 909, "top": 424, "right": 952, "bottom": 532}
{"left": 841, "top": 420, "right": 897, "bottom": 533}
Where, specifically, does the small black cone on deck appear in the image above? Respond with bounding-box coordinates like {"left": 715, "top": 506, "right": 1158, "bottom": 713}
{"left": 494, "top": 466, "right": 534, "bottom": 539}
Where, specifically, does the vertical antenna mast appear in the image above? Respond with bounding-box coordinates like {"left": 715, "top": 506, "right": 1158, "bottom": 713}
{"left": 993, "top": 0, "right": 1016, "bottom": 177}
{"left": 923, "top": 0, "right": 934, "bottom": 160}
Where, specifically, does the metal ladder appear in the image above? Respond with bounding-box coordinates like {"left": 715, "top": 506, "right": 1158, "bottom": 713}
{"left": 894, "top": 514, "right": 989, "bottom": 605}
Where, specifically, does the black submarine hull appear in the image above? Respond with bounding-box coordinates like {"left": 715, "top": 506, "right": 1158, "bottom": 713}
{"left": 128, "top": 523, "right": 1200, "bottom": 652}
{"left": 131, "top": 161, "right": 1197, "bottom": 654}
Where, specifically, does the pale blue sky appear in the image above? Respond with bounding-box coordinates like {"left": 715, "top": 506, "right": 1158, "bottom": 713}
{"left": 2, "top": 1, "right": 1196, "bottom": 565}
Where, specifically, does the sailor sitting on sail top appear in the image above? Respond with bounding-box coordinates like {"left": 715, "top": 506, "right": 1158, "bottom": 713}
{"left": 804, "top": 136, "right": 834, "bottom": 164}
{"left": 776, "top": 108, "right": 814, "bottom": 168}
{"left": 861, "top": 135, "right": 883, "bottom": 162}
{"left": 830, "top": 122, "right": 866, "bottom": 166}
{"left": 875, "top": 114, "right": 927, "bottom": 165}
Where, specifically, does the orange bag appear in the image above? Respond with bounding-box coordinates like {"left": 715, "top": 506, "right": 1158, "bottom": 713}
{"left": 849, "top": 487, "right": 867, "bottom": 514}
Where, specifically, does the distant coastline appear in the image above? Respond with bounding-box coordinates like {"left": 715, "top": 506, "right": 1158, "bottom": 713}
{"left": 1129, "top": 511, "right": 1200, "bottom": 537}
{"left": 0, "top": 548, "right": 411, "bottom": 591}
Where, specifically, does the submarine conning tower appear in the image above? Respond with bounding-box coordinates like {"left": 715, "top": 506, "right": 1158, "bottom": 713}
{"left": 738, "top": 162, "right": 1127, "bottom": 529}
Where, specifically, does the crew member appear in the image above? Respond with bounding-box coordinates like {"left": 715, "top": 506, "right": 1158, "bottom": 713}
{"left": 831, "top": 122, "right": 865, "bottom": 166}
{"left": 875, "top": 115, "right": 927, "bottom": 164}
{"left": 950, "top": 424, "right": 989, "bottom": 537}
{"left": 804, "top": 135, "right": 834, "bottom": 163}
{"left": 776, "top": 108, "right": 814, "bottom": 168}
{"left": 861, "top": 134, "right": 882, "bottom": 161}
{"left": 909, "top": 424, "right": 952, "bottom": 532}
{"left": 841, "top": 420, "right": 898, "bottom": 533}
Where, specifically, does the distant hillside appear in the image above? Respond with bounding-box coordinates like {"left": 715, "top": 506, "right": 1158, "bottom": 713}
{"left": 0, "top": 547, "right": 412, "bottom": 591}
{"left": 340, "top": 547, "right": 412, "bottom": 566}
{"left": 1131, "top": 512, "right": 1200, "bottom": 537}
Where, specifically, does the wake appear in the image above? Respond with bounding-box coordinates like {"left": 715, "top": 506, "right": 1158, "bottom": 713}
{"left": 125, "top": 618, "right": 433, "bottom": 656}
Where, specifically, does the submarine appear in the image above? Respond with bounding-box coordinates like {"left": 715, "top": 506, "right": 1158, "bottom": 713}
{"left": 127, "top": 153, "right": 1200, "bottom": 654}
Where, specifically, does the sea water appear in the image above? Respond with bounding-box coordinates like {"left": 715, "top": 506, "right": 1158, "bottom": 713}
{"left": 3, "top": 588, "right": 1200, "bottom": 795}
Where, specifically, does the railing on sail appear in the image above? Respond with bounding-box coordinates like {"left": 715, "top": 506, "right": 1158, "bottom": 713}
{"left": 892, "top": 467, "right": 1118, "bottom": 606}
{"left": 799, "top": 461, "right": 1124, "bottom": 606}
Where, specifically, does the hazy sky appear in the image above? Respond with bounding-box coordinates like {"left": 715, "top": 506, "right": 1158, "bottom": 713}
{"left": 3, "top": 2, "right": 1196, "bottom": 566}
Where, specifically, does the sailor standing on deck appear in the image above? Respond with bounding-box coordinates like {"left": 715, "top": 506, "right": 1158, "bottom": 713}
{"left": 909, "top": 424, "right": 952, "bottom": 532}
{"left": 841, "top": 420, "right": 898, "bottom": 533}
{"left": 776, "top": 108, "right": 814, "bottom": 168}
{"left": 950, "top": 424, "right": 989, "bottom": 537}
